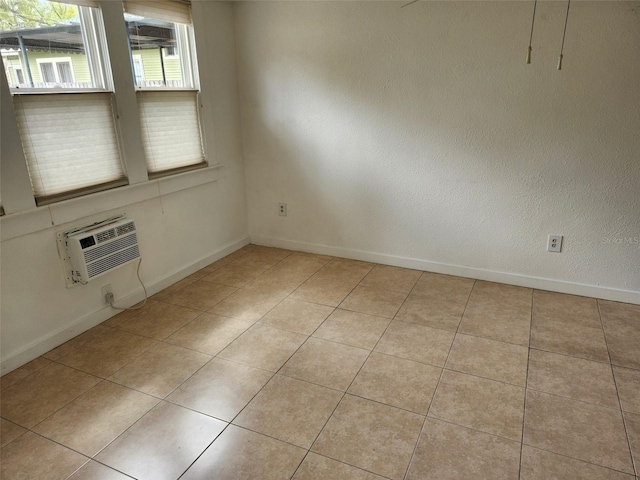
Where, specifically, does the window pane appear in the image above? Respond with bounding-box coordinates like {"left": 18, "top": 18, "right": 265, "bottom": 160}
{"left": 57, "top": 62, "right": 73, "bottom": 83}
{"left": 40, "top": 62, "right": 56, "bottom": 83}
{"left": 125, "top": 14, "right": 189, "bottom": 89}
{"left": 0, "top": 1, "right": 94, "bottom": 89}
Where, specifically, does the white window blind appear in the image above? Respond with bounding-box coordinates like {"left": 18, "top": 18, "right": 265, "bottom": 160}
{"left": 14, "top": 93, "right": 126, "bottom": 204}
{"left": 138, "top": 90, "right": 205, "bottom": 174}
{"left": 124, "top": 0, "right": 192, "bottom": 25}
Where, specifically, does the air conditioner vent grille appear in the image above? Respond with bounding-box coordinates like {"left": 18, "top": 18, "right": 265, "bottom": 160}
{"left": 116, "top": 221, "right": 136, "bottom": 236}
{"left": 84, "top": 233, "right": 138, "bottom": 264}
{"left": 96, "top": 229, "right": 116, "bottom": 243}
{"left": 87, "top": 245, "right": 140, "bottom": 279}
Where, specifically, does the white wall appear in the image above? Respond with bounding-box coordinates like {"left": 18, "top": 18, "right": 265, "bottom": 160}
{"left": 236, "top": 1, "right": 640, "bottom": 302}
{"left": 0, "top": 2, "right": 249, "bottom": 373}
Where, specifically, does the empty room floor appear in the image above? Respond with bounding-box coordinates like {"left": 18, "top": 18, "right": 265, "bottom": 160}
{"left": 1, "top": 245, "right": 639, "bottom": 479}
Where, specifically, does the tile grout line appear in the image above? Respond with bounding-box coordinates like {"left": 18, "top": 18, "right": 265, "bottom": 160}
{"left": 401, "top": 277, "right": 477, "bottom": 480}
{"left": 283, "top": 260, "right": 379, "bottom": 479}
{"left": 178, "top": 252, "right": 362, "bottom": 479}
{"left": 598, "top": 299, "right": 638, "bottom": 478}
{"left": 518, "top": 288, "right": 535, "bottom": 479}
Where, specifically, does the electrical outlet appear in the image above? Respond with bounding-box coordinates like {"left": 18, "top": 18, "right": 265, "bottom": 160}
{"left": 547, "top": 235, "right": 563, "bottom": 253}
{"left": 279, "top": 203, "right": 287, "bottom": 216}
{"left": 101, "top": 284, "right": 113, "bottom": 304}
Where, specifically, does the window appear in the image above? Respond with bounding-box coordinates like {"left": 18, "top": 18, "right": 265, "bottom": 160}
{"left": 132, "top": 54, "right": 144, "bottom": 83}
{"left": 0, "top": 0, "right": 208, "bottom": 211}
{"left": 1, "top": 0, "right": 126, "bottom": 205}
{"left": 36, "top": 57, "right": 75, "bottom": 86}
{"left": 124, "top": 0, "right": 206, "bottom": 176}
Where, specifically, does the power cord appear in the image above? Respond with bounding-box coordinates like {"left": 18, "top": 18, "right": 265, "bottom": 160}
{"left": 107, "top": 258, "right": 149, "bottom": 310}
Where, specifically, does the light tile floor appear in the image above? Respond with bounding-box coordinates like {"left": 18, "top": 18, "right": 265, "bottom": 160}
{"left": 1, "top": 244, "right": 639, "bottom": 480}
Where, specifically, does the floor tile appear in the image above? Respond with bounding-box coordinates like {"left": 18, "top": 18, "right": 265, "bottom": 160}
{"left": 395, "top": 294, "right": 465, "bottom": 331}
{"left": 243, "top": 268, "right": 310, "bottom": 295}
{"left": 167, "top": 357, "right": 272, "bottom": 421}
{"left": 524, "top": 389, "right": 633, "bottom": 474}
{"left": 533, "top": 290, "right": 601, "bottom": 328}
{"left": 234, "top": 375, "right": 342, "bottom": 448}
{"left": 0, "top": 432, "right": 88, "bottom": 480}
{"left": 313, "top": 258, "right": 374, "bottom": 285}
{"left": 293, "top": 452, "right": 386, "bottom": 480}
{"left": 96, "top": 402, "right": 226, "bottom": 480}
{"left": 0, "top": 418, "right": 27, "bottom": 448}
{"left": 290, "top": 276, "right": 356, "bottom": 307}
{"left": 374, "top": 320, "right": 454, "bottom": 367}
{"left": 625, "top": 411, "right": 640, "bottom": 475}
{"left": 313, "top": 309, "right": 391, "bottom": 350}
{"left": 281, "top": 337, "right": 369, "bottom": 391}
{"left": 429, "top": 370, "right": 525, "bottom": 441}
{"left": 43, "top": 325, "right": 112, "bottom": 361}
{"left": 57, "top": 328, "right": 158, "bottom": 378}
{"left": 276, "top": 252, "right": 331, "bottom": 275}
{"left": 200, "top": 260, "right": 272, "bottom": 287}
{"left": 446, "top": 334, "right": 528, "bottom": 386}
{"left": 527, "top": 349, "right": 618, "bottom": 407}
{"left": 520, "top": 445, "right": 634, "bottom": 480}
{"left": 162, "top": 280, "right": 237, "bottom": 311}
{"left": 116, "top": 302, "right": 200, "bottom": 340}
{"left": 1, "top": 362, "right": 100, "bottom": 428}
{"left": 458, "top": 301, "right": 531, "bottom": 346}
{"left": 209, "top": 288, "right": 285, "bottom": 321}
{"left": 406, "top": 417, "right": 521, "bottom": 480}
{"left": 614, "top": 366, "right": 640, "bottom": 414}
{"left": 348, "top": 352, "right": 441, "bottom": 414}
{"left": 600, "top": 300, "right": 640, "bottom": 369}
{"left": 219, "top": 324, "right": 307, "bottom": 371}
{"left": 339, "top": 285, "right": 407, "bottom": 318}
{"left": 181, "top": 425, "right": 306, "bottom": 480}
{"left": 259, "top": 298, "right": 334, "bottom": 335}
{"left": 165, "top": 312, "right": 253, "bottom": 355}
{"left": 360, "top": 265, "right": 421, "bottom": 294}
{"left": 469, "top": 281, "right": 533, "bottom": 308}
{"left": 239, "top": 245, "right": 292, "bottom": 265}
{"left": 411, "top": 272, "right": 474, "bottom": 304}
{"left": 531, "top": 319, "right": 609, "bottom": 362}
{"left": 102, "top": 299, "right": 157, "bottom": 327}
{"left": 67, "top": 460, "right": 133, "bottom": 480}
{"left": 32, "top": 381, "right": 159, "bottom": 456}
{"left": 312, "top": 394, "right": 423, "bottom": 480}
{"left": 108, "top": 343, "right": 211, "bottom": 398}
{"left": 151, "top": 277, "right": 197, "bottom": 303}
{"left": 0, "top": 356, "right": 52, "bottom": 389}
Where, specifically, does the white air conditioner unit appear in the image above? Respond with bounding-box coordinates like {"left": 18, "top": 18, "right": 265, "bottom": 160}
{"left": 65, "top": 217, "right": 140, "bottom": 284}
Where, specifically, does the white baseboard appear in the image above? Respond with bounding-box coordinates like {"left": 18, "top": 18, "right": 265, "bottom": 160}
{"left": 251, "top": 235, "right": 640, "bottom": 305}
{"left": 0, "top": 236, "right": 250, "bottom": 375}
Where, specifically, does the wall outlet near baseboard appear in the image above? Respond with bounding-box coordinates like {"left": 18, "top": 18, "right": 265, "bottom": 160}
{"left": 279, "top": 203, "right": 287, "bottom": 216}
{"left": 547, "top": 235, "right": 563, "bottom": 252}
{"left": 101, "top": 284, "right": 113, "bottom": 304}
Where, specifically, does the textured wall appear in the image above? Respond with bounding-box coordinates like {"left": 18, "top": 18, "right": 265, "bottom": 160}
{"left": 236, "top": 1, "right": 640, "bottom": 294}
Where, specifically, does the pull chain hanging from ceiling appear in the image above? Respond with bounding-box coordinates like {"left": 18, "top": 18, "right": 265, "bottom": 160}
{"left": 526, "top": 0, "right": 538, "bottom": 64}
{"left": 557, "top": 0, "right": 572, "bottom": 70}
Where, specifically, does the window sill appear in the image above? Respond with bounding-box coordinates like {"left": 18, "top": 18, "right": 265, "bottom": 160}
{"left": 0, "top": 164, "right": 222, "bottom": 242}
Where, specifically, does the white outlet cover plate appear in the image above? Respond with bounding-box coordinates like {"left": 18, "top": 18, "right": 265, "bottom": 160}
{"left": 547, "top": 235, "right": 563, "bottom": 253}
